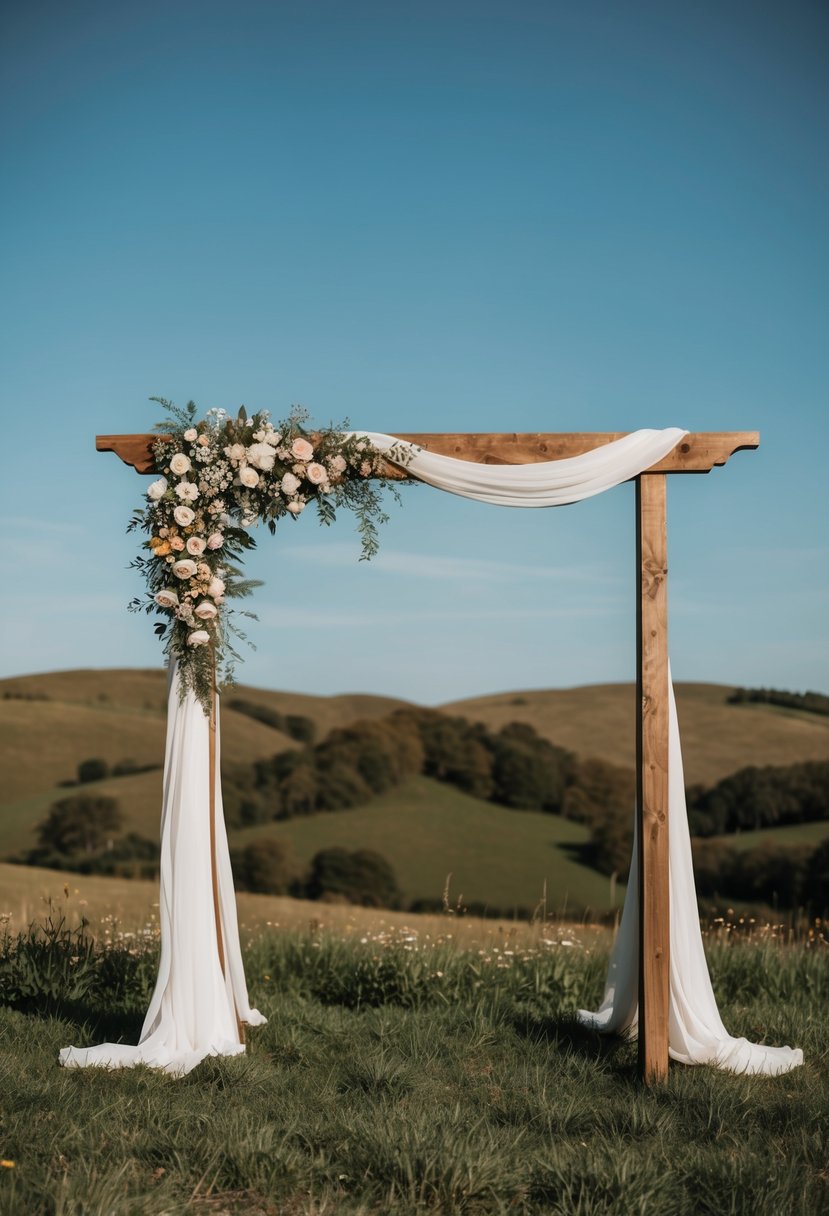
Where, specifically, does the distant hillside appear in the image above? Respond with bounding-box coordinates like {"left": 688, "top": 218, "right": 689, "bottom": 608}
{"left": 2, "top": 668, "right": 828, "bottom": 873}
{"left": 443, "top": 683, "right": 829, "bottom": 787}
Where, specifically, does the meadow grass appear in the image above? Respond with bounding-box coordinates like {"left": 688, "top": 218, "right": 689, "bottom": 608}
{"left": 1, "top": 911, "right": 827, "bottom": 1215}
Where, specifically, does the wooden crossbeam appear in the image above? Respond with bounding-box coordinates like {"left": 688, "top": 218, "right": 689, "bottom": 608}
{"left": 95, "top": 431, "right": 759, "bottom": 476}
{"left": 97, "top": 425, "right": 759, "bottom": 1086}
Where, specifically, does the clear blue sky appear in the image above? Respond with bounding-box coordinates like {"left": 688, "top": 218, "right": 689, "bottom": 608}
{"left": 1, "top": 0, "right": 826, "bottom": 702}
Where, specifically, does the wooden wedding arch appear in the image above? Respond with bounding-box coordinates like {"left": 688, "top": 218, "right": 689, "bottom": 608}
{"left": 97, "top": 429, "right": 759, "bottom": 1084}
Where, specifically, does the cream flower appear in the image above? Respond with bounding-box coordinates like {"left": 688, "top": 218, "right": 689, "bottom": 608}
{"left": 172, "top": 558, "right": 198, "bottom": 579}
{"left": 187, "top": 630, "right": 211, "bottom": 647}
{"left": 208, "top": 576, "right": 226, "bottom": 600}
{"left": 291, "top": 437, "right": 314, "bottom": 461}
{"left": 175, "top": 481, "right": 199, "bottom": 502}
{"left": 154, "top": 589, "right": 179, "bottom": 609}
{"left": 170, "top": 452, "right": 192, "bottom": 475}
{"left": 281, "top": 472, "right": 300, "bottom": 496}
{"left": 198, "top": 434, "right": 210, "bottom": 447}
{"left": 286, "top": 500, "right": 305, "bottom": 515}
{"left": 226, "top": 443, "right": 246, "bottom": 465}
{"left": 306, "top": 462, "right": 328, "bottom": 486}
{"left": 265, "top": 430, "right": 280, "bottom": 446}
{"left": 246, "top": 442, "right": 275, "bottom": 471}
{"left": 206, "top": 532, "right": 224, "bottom": 549}
{"left": 186, "top": 536, "right": 207, "bottom": 556}
{"left": 170, "top": 536, "right": 185, "bottom": 552}
{"left": 147, "top": 476, "right": 168, "bottom": 500}
{"left": 330, "top": 454, "right": 347, "bottom": 474}
{"left": 183, "top": 428, "right": 198, "bottom": 442}
{"left": 194, "top": 600, "right": 218, "bottom": 620}
{"left": 173, "top": 505, "right": 196, "bottom": 527}
{"left": 239, "top": 466, "right": 260, "bottom": 488}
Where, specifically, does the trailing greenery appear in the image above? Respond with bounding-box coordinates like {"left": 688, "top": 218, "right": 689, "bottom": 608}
{"left": 128, "top": 399, "right": 410, "bottom": 710}
{"left": 0, "top": 915, "right": 827, "bottom": 1214}
{"left": 727, "top": 685, "right": 829, "bottom": 717}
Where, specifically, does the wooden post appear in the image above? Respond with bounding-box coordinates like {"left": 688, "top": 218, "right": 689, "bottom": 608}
{"left": 636, "top": 474, "right": 670, "bottom": 1084}
{"left": 208, "top": 652, "right": 244, "bottom": 1044}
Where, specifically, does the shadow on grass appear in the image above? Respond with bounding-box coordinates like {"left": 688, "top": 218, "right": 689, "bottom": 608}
{"left": 8, "top": 996, "right": 146, "bottom": 1046}
{"left": 510, "top": 1008, "right": 638, "bottom": 1080}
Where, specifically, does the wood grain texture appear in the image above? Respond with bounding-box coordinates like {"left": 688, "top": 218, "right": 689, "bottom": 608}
{"left": 95, "top": 431, "right": 759, "bottom": 476}
{"left": 635, "top": 474, "right": 670, "bottom": 1085}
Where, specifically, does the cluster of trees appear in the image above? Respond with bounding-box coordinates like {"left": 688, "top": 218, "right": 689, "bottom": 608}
{"left": 727, "top": 686, "right": 829, "bottom": 717}
{"left": 693, "top": 837, "right": 829, "bottom": 912}
{"left": 228, "top": 838, "right": 402, "bottom": 907}
{"left": 227, "top": 699, "right": 316, "bottom": 744}
{"left": 687, "top": 762, "right": 829, "bottom": 837}
{"left": 222, "top": 707, "right": 626, "bottom": 828}
{"left": 21, "top": 794, "right": 159, "bottom": 878}
{"left": 68, "top": 756, "right": 160, "bottom": 785}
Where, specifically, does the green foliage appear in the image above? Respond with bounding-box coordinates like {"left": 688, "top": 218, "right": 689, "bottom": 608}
{"left": 227, "top": 698, "right": 316, "bottom": 742}
{"left": 35, "top": 793, "right": 123, "bottom": 856}
{"left": 728, "top": 685, "right": 829, "bottom": 717}
{"left": 305, "top": 847, "right": 402, "bottom": 908}
{"left": 688, "top": 761, "right": 829, "bottom": 836}
{"left": 76, "top": 757, "right": 109, "bottom": 783}
{"left": 231, "top": 838, "right": 295, "bottom": 895}
{"left": 694, "top": 837, "right": 829, "bottom": 913}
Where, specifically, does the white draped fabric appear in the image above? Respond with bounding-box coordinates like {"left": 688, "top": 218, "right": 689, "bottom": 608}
{"left": 60, "top": 664, "right": 266, "bottom": 1075}
{"left": 576, "top": 673, "right": 802, "bottom": 1075}
{"left": 60, "top": 426, "right": 802, "bottom": 1075}
{"left": 358, "top": 428, "right": 688, "bottom": 507}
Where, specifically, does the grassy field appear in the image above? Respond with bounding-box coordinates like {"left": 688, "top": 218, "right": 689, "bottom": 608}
{"left": 229, "top": 776, "right": 618, "bottom": 913}
{"left": 708, "top": 820, "right": 829, "bottom": 853}
{"left": 0, "top": 911, "right": 826, "bottom": 1215}
{"left": 0, "top": 863, "right": 609, "bottom": 950}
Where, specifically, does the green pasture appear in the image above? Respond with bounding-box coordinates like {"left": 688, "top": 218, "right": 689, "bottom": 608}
{"left": 709, "top": 819, "right": 829, "bottom": 852}
{"left": 0, "top": 915, "right": 826, "bottom": 1215}
{"left": 229, "top": 775, "right": 619, "bottom": 913}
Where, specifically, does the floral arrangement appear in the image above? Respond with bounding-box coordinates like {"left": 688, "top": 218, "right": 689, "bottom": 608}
{"left": 129, "top": 399, "right": 407, "bottom": 711}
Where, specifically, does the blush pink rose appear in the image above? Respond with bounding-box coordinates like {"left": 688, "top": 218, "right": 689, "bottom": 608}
{"left": 291, "top": 437, "right": 314, "bottom": 461}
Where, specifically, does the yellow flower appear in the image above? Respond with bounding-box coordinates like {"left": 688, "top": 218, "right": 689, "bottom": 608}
{"left": 1, "top": 1161, "right": 15, "bottom": 1169}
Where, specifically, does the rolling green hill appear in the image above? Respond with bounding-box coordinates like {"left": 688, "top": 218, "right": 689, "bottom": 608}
{"left": 2, "top": 668, "right": 828, "bottom": 912}
{"left": 228, "top": 775, "right": 617, "bottom": 913}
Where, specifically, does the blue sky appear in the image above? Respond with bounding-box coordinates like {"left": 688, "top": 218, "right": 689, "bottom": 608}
{"left": 1, "top": 0, "right": 827, "bottom": 703}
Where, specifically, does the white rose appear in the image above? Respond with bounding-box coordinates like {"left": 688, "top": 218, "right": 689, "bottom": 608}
{"left": 281, "top": 472, "right": 300, "bottom": 495}
{"left": 208, "top": 576, "right": 226, "bottom": 600}
{"left": 306, "top": 462, "right": 328, "bottom": 486}
{"left": 265, "top": 430, "right": 280, "bottom": 446}
{"left": 207, "top": 532, "right": 224, "bottom": 549}
{"left": 239, "top": 466, "right": 260, "bottom": 488}
{"left": 147, "top": 476, "right": 168, "bottom": 500}
{"left": 175, "top": 481, "right": 199, "bottom": 502}
{"left": 170, "top": 453, "right": 192, "bottom": 475}
{"left": 286, "top": 500, "right": 305, "bottom": 515}
{"left": 194, "top": 600, "right": 218, "bottom": 620}
{"left": 186, "top": 536, "right": 207, "bottom": 556}
{"left": 184, "top": 428, "right": 198, "bottom": 442}
{"left": 173, "top": 505, "right": 195, "bottom": 527}
{"left": 228, "top": 443, "right": 246, "bottom": 464}
{"left": 187, "top": 630, "right": 211, "bottom": 647}
{"left": 172, "top": 558, "right": 198, "bottom": 579}
{"left": 154, "top": 589, "right": 179, "bottom": 609}
{"left": 246, "top": 442, "right": 275, "bottom": 471}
